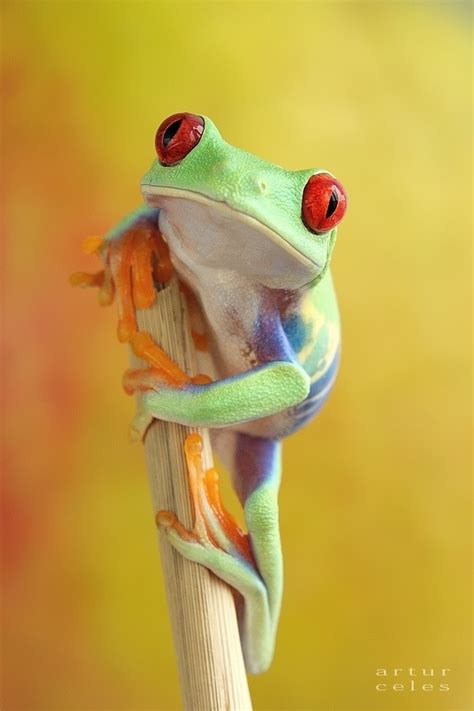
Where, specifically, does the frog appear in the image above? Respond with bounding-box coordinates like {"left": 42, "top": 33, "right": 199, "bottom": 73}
{"left": 73, "top": 112, "right": 347, "bottom": 675}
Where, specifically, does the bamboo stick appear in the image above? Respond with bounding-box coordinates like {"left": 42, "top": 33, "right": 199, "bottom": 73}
{"left": 132, "top": 277, "right": 252, "bottom": 711}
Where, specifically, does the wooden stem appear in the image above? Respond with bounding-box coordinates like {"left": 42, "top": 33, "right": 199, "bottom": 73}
{"left": 132, "top": 278, "right": 252, "bottom": 711}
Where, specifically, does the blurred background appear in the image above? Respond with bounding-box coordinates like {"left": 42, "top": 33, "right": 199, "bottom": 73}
{"left": 2, "top": 2, "right": 472, "bottom": 710}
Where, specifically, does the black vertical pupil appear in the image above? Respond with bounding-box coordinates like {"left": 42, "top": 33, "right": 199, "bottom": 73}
{"left": 325, "top": 187, "right": 339, "bottom": 219}
{"left": 163, "top": 120, "right": 183, "bottom": 147}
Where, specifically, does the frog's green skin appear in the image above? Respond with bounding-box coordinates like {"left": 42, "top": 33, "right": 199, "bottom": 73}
{"left": 105, "top": 116, "right": 343, "bottom": 675}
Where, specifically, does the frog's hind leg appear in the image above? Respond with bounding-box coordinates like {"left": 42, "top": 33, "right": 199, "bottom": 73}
{"left": 213, "top": 430, "right": 283, "bottom": 646}
{"left": 156, "top": 430, "right": 282, "bottom": 674}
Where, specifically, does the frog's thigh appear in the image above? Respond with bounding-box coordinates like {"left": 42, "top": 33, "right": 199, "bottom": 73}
{"left": 142, "top": 361, "right": 310, "bottom": 428}
{"left": 212, "top": 429, "right": 283, "bottom": 668}
{"left": 213, "top": 430, "right": 283, "bottom": 621}
{"left": 158, "top": 430, "right": 282, "bottom": 674}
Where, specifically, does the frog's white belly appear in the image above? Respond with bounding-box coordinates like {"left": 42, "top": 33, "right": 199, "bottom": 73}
{"left": 158, "top": 201, "right": 327, "bottom": 439}
{"left": 158, "top": 200, "right": 290, "bottom": 377}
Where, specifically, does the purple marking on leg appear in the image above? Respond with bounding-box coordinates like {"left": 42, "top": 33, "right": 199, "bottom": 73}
{"left": 233, "top": 434, "right": 281, "bottom": 503}
{"left": 253, "top": 317, "right": 293, "bottom": 363}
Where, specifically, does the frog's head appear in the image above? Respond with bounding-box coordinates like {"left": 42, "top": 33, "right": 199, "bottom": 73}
{"left": 141, "top": 113, "right": 347, "bottom": 290}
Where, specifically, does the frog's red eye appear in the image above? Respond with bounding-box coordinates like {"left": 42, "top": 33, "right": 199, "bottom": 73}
{"left": 155, "top": 113, "right": 204, "bottom": 166}
{"left": 302, "top": 173, "right": 347, "bottom": 233}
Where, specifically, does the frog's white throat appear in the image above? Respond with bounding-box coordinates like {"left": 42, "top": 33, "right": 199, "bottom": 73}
{"left": 143, "top": 190, "right": 321, "bottom": 291}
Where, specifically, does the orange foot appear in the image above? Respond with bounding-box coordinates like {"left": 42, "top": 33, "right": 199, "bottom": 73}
{"left": 124, "top": 332, "right": 212, "bottom": 391}
{"left": 157, "top": 434, "right": 254, "bottom": 565}
{"left": 70, "top": 220, "right": 213, "bottom": 391}
{"left": 69, "top": 220, "right": 173, "bottom": 341}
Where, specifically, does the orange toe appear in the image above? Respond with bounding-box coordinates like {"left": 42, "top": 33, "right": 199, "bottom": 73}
{"left": 156, "top": 510, "right": 198, "bottom": 543}
{"left": 82, "top": 235, "right": 105, "bottom": 255}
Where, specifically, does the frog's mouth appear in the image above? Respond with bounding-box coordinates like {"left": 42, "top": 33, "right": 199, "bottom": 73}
{"left": 142, "top": 185, "right": 323, "bottom": 284}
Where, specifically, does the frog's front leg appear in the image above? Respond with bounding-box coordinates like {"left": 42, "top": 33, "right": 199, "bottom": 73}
{"left": 158, "top": 431, "right": 282, "bottom": 675}
{"left": 135, "top": 360, "right": 310, "bottom": 430}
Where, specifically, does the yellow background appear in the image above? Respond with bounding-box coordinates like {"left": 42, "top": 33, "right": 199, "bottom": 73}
{"left": 2, "top": 2, "right": 471, "bottom": 710}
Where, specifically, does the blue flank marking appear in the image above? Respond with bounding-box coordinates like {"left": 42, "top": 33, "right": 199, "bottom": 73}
{"left": 288, "top": 347, "right": 341, "bottom": 432}
{"left": 282, "top": 312, "right": 310, "bottom": 353}
{"left": 252, "top": 307, "right": 340, "bottom": 434}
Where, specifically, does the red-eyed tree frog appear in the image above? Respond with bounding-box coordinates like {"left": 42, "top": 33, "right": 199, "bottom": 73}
{"left": 73, "top": 113, "right": 347, "bottom": 675}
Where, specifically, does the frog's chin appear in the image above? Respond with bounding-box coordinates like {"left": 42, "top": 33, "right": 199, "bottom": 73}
{"left": 142, "top": 185, "right": 323, "bottom": 289}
